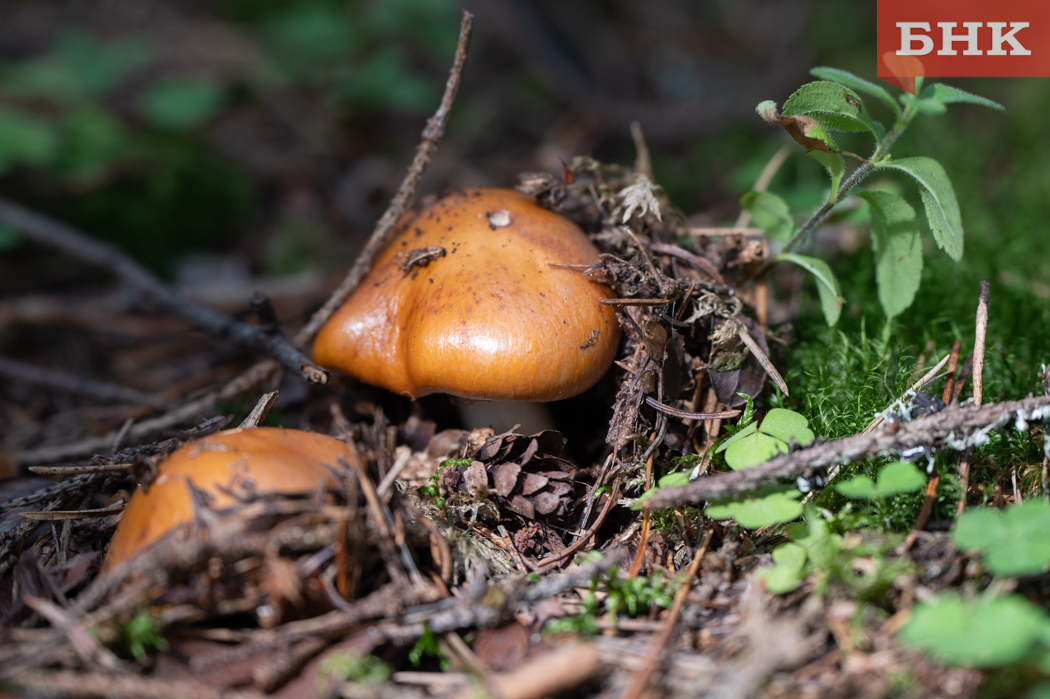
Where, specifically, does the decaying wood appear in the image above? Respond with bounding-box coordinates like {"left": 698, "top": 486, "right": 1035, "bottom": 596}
{"left": 644, "top": 394, "right": 1050, "bottom": 509}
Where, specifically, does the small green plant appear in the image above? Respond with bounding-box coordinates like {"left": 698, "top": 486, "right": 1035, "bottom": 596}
{"left": 113, "top": 608, "right": 169, "bottom": 661}
{"left": 751, "top": 68, "right": 1004, "bottom": 325}
{"left": 706, "top": 483, "right": 803, "bottom": 529}
{"left": 408, "top": 622, "right": 448, "bottom": 670}
{"left": 716, "top": 408, "right": 815, "bottom": 469}
{"left": 316, "top": 651, "right": 391, "bottom": 694}
{"left": 546, "top": 559, "right": 676, "bottom": 637}
{"left": 755, "top": 509, "right": 909, "bottom": 597}
{"left": 836, "top": 461, "right": 926, "bottom": 499}
{"left": 899, "top": 593, "right": 1050, "bottom": 668}
{"left": 952, "top": 501, "right": 1050, "bottom": 577}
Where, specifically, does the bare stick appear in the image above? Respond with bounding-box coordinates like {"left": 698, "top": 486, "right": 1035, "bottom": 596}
{"left": 630, "top": 121, "right": 652, "bottom": 179}
{"left": 643, "top": 394, "right": 1050, "bottom": 509}
{"left": 0, "top": 199, "right": 326, "bottom": 384}
{"left": 11, "top": 360, "right": 277, "bottom": 466}
{"left": 620, "top": 528, "right": 713, "bottom": 699}
{"left": 861, "top": 352, "right": 952, "bottom": 434}
{"left": 238, "top": 391, "right": 279, "bottom": 428}
{"left": 294, "top": 11, "right": 474, "bottom": 348}
{"left": 644, "top": 396, "right": 740, "bottom": 422}
{"left": 739, "top": 328, "right": 789, "bottom": 396}
{"left": 972, "top": 281, "right": 990, "bottom": 407}
{"left": 957, "top": 281, "right": 990, "bottom": 515}
{"left": 734, "top": 146, "right": 791, "bottom": 228}
{"left": 0, "top": 355, "right": 161, "bottom": 406}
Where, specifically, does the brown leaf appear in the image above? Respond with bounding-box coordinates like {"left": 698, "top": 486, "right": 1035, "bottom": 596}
{"left": 757, "top": 102, "right": 829, "bottom": 153}
{"left": 532, "top": 492, "right": 563, "bottom": 515}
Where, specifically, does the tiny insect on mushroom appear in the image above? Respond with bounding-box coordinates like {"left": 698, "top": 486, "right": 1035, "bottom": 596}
{"left": 312, "top": 188, "right": 621, "bottom": 402}
{"left": 102, "top": 427, "right": 349, "bottom": 572}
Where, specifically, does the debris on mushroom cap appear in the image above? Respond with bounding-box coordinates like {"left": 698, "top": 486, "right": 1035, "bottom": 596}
{"left": 312, "top": 188, "right": 621, "bottom": 402}
{"left": 102, "top": 427, "right": 349, "bottom": 572}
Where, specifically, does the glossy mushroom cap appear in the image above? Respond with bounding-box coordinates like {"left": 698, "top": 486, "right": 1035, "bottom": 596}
{"left": 102, "top": 427, "right": 349, "bottom": 572}
{"left": 312, "top": 188, "right": 620, "bottom": 402}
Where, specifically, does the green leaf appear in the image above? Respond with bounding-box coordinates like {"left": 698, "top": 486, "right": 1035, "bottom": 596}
{"left": 920, "top": 83, "right": 1005, "bottom": 111}
{"left": 783, "top": 80, "right": 884, "bottom": 142}
{"left": 953, "top": 502, "right": 1050, "bottom": 576}
{"left": 657, "top": 472, "right": 690, "bottom": 489}
{"left": 0, "top": 109, "right": 59, "bottom": 173}
{"left": 759, "top": 408, "right": 815, "bottom": 447}
{"left": 725, "top": 432, "right": 788, "bottom": 470}
{"left": 715, "top": 421, "right": 757, "bottom": 455}
{"left": 707, "top": 486, "right": 803, "bottom": 528}
{"left": 836, "top": 461, "right": 926, "bottom": 499}
{"left": 808, "top": 149, "right": 845, "bottom": 201}
{"left": 740, "top": 190, "right": 794, "bottom": 242}
{"left": 754, "top": 542, "right": 807, "bottom": 593}
{"left": 899, "top": 594, "right": 1049, "bottom": 668}
{"left": 855, "top": 190, "right": 923, "bottom": 318}
{"left": 810, "top": 66, "right": 901, "bottom": 116}
{"left": 775, "top": 253, "right": 844, "bottom": 326}
{"left": 878, "top": 157, "right": 963, "bottom": 261}
{"left": 139, "top": 80, "right": 225, "bottom": 131}
{"left": 900, "top": 92, "right": 947, "bottom": 116}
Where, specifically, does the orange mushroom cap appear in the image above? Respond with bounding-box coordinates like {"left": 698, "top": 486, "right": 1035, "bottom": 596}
{"left": 102, "top": 427, "right": 349, "bottom": 572}
{"left": 312, "top": 188, "right": 621, "bottom": 402}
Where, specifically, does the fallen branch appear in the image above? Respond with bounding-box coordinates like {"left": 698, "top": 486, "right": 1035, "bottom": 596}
{"left": 0, "top": 355, "right": 161, "bottom": 407}
{"left": 294, "top": 11, "right": 474, "bottom": 348}
{"left": 644, "top": 394, "right": 1050, "bottom": 509}
{"left": 0, "top": 200, "right": 326, "bottom": 384}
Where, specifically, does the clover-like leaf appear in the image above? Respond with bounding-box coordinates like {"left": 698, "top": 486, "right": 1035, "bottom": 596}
{"left": 754, "top": 542, "right": 807, "bottom": 593}
{"left": 657, "top": 472, "right": 690, "bottom": 489}
{"left": 725, "top": 432, "right": 788, "bottom": 470}
{"left": 741, "top": 190, "right": 794, "bottom": 242}
{"left": 899, "top": 593, "right": 1049, "bottom": 668}
{"left": 715, "top": 421, "right": 757, "bottom": 455}
{"left": 707, "top": 485, "right": 803, "bottom": 529}
{"left": 722, "top": 409, "right": 814, "bottom": 470}
{"left": 836, "top": 461, "right": 926, "bottom": 500}
{"left": 759, "top": 408, "right": 815, "bottom": 447}
{"left": 953, "top": 502, "right": 1050, "bottom": 576}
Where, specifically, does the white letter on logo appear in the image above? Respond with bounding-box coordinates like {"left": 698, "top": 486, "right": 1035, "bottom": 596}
{"left": 937, "top": 22, "right": 983, "bottom": 55}
{"left": 897, "top": 22, "right": 933, "bottom": 55}
{"left": 987, "top": 22, "right": 1031, "bottom": 55}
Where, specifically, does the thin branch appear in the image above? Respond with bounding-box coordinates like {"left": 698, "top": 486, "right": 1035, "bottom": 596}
{"left": 238, "top": 390, "right": 279, "bottom": 428}
{"left": 958, "top": 281, "right": 991, "bottom": 515}
{"left": 10, "top": 361, "right": 276, "bottom": 466}
{"left": 644, "top": 394, "right": 1050, "bottom": 509}
{"left": 644, "top": 396, "right": 740, "bottom": 422}
{"left": 294, "top": 11, "right": 474, "bottom": 348}
{"left": 0, "top": 199, "right": 326, "bottom": 384}
{"left": 0, "top": 355, "right": 161, "bottom": 406}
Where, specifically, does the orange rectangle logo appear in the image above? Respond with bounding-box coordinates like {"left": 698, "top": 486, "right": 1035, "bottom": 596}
{"left": 878, "top": 0, "right": 1050, "bottom": 91}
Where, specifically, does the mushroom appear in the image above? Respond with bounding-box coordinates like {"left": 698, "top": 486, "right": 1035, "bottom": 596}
{"left": 102, "top": 427, "right": 348, "bottom": 572}
{"left": 312, "top": 188, "right": 620, "bottom": 402}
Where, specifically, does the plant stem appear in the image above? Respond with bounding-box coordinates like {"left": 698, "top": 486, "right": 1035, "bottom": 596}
{"left": 752, "top": 106, "right": 916, "bottom": 279}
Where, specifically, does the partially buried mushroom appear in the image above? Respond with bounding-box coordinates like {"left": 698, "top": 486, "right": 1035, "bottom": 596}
{"left": 102, "top": 427, "right": 348, "bottom": 572}
{"left": 313, "top": 188, "right": 620, "bottom": 402}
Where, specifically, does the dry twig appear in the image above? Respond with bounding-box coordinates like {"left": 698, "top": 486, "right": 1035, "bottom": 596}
{"left": 0, "top": 199, "right": 326, "bottom": 384}
{"left": 644, "top": 394, "right": 1050, "bottom": 509}
{"left": 294, "top": 11, "right": 474, "bottom": 348}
